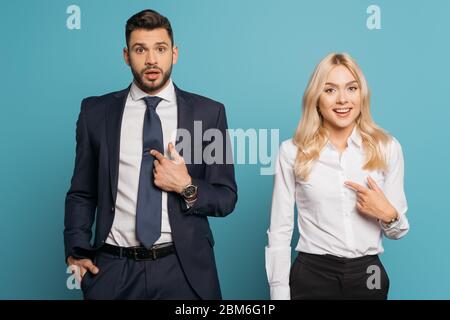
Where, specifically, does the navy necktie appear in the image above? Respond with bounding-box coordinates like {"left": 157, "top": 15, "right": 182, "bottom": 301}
{"left": 136, "top": 96, "right": 163, "bottom": 249}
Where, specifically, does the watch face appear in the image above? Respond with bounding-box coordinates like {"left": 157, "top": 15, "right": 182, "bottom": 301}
{"left": 184, "top": 185, "right": 196, "bottom": 197}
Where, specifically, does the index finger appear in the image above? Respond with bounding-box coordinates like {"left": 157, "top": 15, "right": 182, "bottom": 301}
{"left": 150, "top": 149, "right": 166, "bottom": 162}
{"left": 344, "top": 181, "right": 368, "bottom": 194}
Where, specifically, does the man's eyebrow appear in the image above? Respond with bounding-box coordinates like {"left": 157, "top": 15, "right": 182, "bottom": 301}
{"left": 154, "top": 41, "right": 170, "bottom": 46}
{"left": 131, "top": 42, "right": 148, "bottom": 48}
{"left": 131, "top": 41, "right": 170, "bottom": 48}
{"left": 325, "top": 81, "right": 359, "bottom": 86}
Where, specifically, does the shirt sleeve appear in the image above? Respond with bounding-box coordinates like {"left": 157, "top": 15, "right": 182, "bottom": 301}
{"left": 265, "top": 140, "right": 297, "bottom": 300}
{"left": 379, "top": 137, "right": 410, "bottom": 239}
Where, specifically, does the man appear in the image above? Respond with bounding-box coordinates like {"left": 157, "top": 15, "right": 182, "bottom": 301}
{"left": 64, "top": 9, "right": 237, "bottom": 300}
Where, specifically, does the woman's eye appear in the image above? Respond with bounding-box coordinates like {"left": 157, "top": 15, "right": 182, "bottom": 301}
{"left": 325, "top": 88, "right": 335, "bottom": 94}
{"left": 348, "top": 86, "right": 358, "bottom": 92}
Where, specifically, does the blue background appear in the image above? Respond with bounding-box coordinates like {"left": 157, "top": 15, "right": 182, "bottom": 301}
{"left": 1, "top": 0, "right": 449, "bottom": 299}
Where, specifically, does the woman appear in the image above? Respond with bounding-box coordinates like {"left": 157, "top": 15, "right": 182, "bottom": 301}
{"left": 265, "top": 53, "right": 409, "bottom": 300}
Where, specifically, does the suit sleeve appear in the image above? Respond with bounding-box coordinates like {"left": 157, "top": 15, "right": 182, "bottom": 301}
{"left": 181, "top": 104, "right": 237, "bottom": 217}
{"left": 64, "top": 99, "right": 98, "bottom": 261}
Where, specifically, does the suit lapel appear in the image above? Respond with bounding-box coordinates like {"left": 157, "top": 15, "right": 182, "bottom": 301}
{"left": 174, "top": 85, "right": 195, "bottom": 168}
{"left": 106, "top": 86, "right": 130, "bottom": 204}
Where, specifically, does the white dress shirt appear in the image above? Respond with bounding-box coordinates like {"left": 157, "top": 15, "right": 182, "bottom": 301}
{"left": 106, "top": 80, "right": 178, "bottom": 247}
{"left": 265, "top": 128, "right": 409, "bottom": 300}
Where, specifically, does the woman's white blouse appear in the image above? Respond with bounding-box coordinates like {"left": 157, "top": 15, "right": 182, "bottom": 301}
{"left": 265, "top": 129, "right": 409, "bottom": 300}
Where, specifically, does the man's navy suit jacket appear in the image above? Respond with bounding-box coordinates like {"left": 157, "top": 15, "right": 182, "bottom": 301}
{"left": 64, "top": 84, "right": 237, "bottom": 299}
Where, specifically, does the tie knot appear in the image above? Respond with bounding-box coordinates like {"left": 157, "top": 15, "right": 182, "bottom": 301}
{"left": 143, "top": 96, "right": 163, "bottom": 110}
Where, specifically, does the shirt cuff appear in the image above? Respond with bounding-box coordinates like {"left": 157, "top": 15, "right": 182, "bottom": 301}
{"left": 184, "top": 198, "right": 197, "bottom": 209}
{"left": 265, "top": 246, "right": 292, "bottom": 299}
{"left": 380, "top": 218, "right": 400, "bottom": 230}
{"left": 379, "top": 207, "right": 406, "bottom": 231}
{"left": 270, "top": 285, "right": 291, "bottom": 300}
{"left": 379, "top": 209, "right": 409, "bottom": 239}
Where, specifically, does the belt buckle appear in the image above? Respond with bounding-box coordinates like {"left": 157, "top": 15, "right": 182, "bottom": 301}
{"left": 133, "top": 248, "right": 152, "bottom": 261}
{"left": 133, "top": 247, "right": 157, "bottom": 261}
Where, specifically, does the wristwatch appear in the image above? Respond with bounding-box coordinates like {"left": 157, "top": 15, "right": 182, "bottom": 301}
{"left": 181, "top": 183, "right": 198, "bottom": 201}
{"left": 381, "top": 214, "right": 399, "bottom": 228}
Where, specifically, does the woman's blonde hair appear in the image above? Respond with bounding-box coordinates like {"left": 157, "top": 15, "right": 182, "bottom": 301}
{"left": 293, "top": 53, "right": 391, "bottom": 180}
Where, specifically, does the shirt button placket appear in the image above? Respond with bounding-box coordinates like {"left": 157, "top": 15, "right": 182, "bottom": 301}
{"left": 342, "top": 150, "right": 355, "bottom": 251}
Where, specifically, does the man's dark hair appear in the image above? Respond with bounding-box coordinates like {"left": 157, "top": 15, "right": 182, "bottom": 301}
{"left": 125, "top": 9, "right": 174, "bottom": 47}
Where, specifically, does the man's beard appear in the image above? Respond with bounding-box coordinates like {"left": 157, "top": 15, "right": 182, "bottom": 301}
{"left": 131, "top": 63, "right": 172, "bottom": 94}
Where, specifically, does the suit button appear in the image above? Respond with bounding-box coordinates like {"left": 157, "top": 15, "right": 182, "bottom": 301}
{"left": 111, "top": 206, "right": 115, "bottom": 212}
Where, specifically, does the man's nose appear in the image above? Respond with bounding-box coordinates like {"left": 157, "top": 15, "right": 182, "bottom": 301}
{"left": 145, "top": 50, "right": 157, "bottom": 65}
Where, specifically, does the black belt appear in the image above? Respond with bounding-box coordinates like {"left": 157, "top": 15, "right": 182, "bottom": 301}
{"left": 100, "top": 243, "right": 175, "bottom": 261}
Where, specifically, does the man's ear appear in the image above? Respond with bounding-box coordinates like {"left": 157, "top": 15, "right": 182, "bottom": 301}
{"left": 123, "top": 47, "right": 130, "bottom": 66}
{"left": 172, "top": 45, "right": 179, "bottom": 65}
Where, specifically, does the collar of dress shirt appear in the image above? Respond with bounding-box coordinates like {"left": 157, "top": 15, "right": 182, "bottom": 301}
{"left": 348, "top": 125, "right": 362, "bottom": 148}
{"left": 129, "top": 78, "right": 176, "bottom": 104}
{"left": 325, "top": 125, "right": 362, "bottom": 151}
